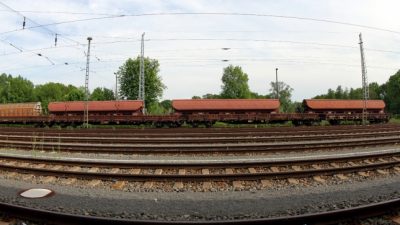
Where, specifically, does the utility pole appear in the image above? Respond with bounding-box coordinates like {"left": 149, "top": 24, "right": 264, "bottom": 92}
{"left": 114, "top": 72, "right": 118, "bottom": 100}
{"left": 84, "top": 37, "right": 92, "bottom": 128}
{"left": 138, "top": 32, "right": 146, "bottom": 114}
{"left": 359, "top": 33, "right": 369, "bottom": 125}
{"left": 275, "top": 68, "right": 279, "bottom": 99}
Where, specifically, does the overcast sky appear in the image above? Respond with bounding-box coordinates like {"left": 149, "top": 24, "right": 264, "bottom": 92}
{"left": 0, "top": 0, "right": 399, "bottom": 101}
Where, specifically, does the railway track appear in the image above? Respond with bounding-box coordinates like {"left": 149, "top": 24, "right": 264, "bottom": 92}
{"left": 0, "top": 124, "right": 398, "bottom": 137}
{"left": 0, "top": 134, "right": 399, "bottom": 154}
{"left": 0, "top": 125, "right": 398, "bottom": 153}
{"left": 1, "top": 148, "right": 399, "bottom": 183}
{"left": 1, "top": 129, "right": 400, "bottom": 144}
{"left": 0, "top": 126, "right": 399, "bottom": 224}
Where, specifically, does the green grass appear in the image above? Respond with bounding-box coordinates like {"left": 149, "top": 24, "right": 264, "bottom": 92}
{"left": 212, "top": 121, "right": 292, "bottom": 128}
{"left": 389, "top": 118, "right": 400, "bottom": 124}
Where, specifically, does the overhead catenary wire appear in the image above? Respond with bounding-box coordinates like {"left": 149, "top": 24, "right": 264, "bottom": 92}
{"left": 2, "top": 53, "right": 398, "bottom": 72}
{"left": 88, "top": 38, "right": 400, "bottom": 55}
{"left": 0, "top": 2, "right": 83, "bottom": 46}
{"left": 0, "top": 6, "right": 398, "bottom": 91}
{"left": 0, "top": 39, "right": 23, "bottom": 52}
{"left": 0, "top": 37, "right": 56, "bottom": 65}
{"left": 1, "top": 37, "right": 399, "bottom": 59}
{"left": 0, "top": 11, "right": 399, "bottom": 35}
{"left": 1, "top": 5, "right": 398, "bottom": 67}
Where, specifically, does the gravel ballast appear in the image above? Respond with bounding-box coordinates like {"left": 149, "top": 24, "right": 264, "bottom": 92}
{"left": 0, "top": 174, "right": 399, "bottom": 221}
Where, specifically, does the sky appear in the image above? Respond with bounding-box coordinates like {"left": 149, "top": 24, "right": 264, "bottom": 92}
{"left": 0, "top": 0, "right": 399, "bottom": 101}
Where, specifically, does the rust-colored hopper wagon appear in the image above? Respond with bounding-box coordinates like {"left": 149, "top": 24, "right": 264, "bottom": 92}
{"left": 0, "top": 102, "right": 42, "bottom": 117}
{"left": 303, "top": 99, "right": 388, "bottom": 124}
{"left": 172, "top": 99, "right": 280, "bottom": 127}
{"left": 303, "top": 99, "right": 386, "bottom": 114}
{"left": 172, "top": 99, "right": 280, "bottom": 115}
{"left": 48, "top": 100, "right": 144, "bottom": 116}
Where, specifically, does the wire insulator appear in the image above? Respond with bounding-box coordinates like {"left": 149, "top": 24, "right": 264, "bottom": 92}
{"left": 22, "top": 17, "right": 26, "bottom": 29}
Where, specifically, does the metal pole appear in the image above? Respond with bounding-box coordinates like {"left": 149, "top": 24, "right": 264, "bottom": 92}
{"left": 275, "top": 68, "right": 279, "bottom": 99}
{"left": 114, "top": 72, "right": 118, "bottom": 100}
{"left": 84, "top": 37, "right": 92, "bottom": 128}
{"left": 359, "top": 33, "right": 369, "bottom": 125}
{"left": 139, "top": 32, "right": 146, "bottom": 114}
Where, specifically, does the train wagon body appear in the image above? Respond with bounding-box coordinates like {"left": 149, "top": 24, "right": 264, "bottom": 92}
{"left": 48, "top": 100, "right": 144, "bottom": 116}
{"left": 0, "top": 102, "right": 42, "bottom": 117}
{"left": 303, "top": 99, "right": 386, "bottom": 114}
{"left": 172, "top": 99, "right": 280, "bottom": 115}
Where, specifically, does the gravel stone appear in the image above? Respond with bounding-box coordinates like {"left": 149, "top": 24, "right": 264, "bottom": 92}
{"left": 0, "top": 173, "right": 399, "bottom": 221}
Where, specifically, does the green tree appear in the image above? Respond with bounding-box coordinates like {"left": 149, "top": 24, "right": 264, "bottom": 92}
{"left": 269, "top": 81, "right": 294, "bottom": 112}
{"left": 191, "top": 96, "right": 201, "bottom": 99}
{"left": 34, "top": 83, "right": 84, "bottom": 112}
{"left": 250, "top": 92, "right": 268, "bottom": 99}
{"left": 384, "top": 70, "right": 400, "bottom": 114}
{"left": 368, "top": 82, "right": 383, "bottom": 100}
{"left": 0, "top": 74, "right": 35, "bottom": 103}
{"left": 314, "top": 82, "right": 385, "bottom": 101}
{"left": 220, "top": 65, "right": 251, "bottom": 99}
{"left": 335, "top": 85, "right": 344, "bottom": 99}
{"left": 65, "top": 87, "right": 85, "bottom": 101}
{"left": 0, "top": 73, "right": 11, "bottom": 103}
{"left": 202, "top": 93, "right": 221, "bottom": 99}
{"left": 343, "top": 87, "right": 350, "bottom": 99}
{"left": 160, "top": 100, "right": 172, "bottom": 113}
{"left": 327, "top": 89, "right": 335, "bottom": 99}
{"left": 349, "top": 88, "right": 362, "bottom": 99}
{"left": 116, "top": 57, "right": 166, "bottom": 109}
{"left": 90, "top": 87, "right": 115, "bottom": 101}
{"left": 146, "top": 100, "right": 172, "bottom": 115}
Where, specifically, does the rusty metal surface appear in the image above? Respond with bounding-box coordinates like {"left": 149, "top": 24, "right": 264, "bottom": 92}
{"left": 0, "top": 112, "right": 389, "bottom": 125}
{"left": 172, "top": 99, "right": 280, "bottom": 112}
{"left": 304, "top": 99, "right": 385, "bottom": 110}
{"left": 0, "top": 102, "right": 41, "bottom": 117}
{"left": 48, "top": 100, "right": 143, "bottom": 113}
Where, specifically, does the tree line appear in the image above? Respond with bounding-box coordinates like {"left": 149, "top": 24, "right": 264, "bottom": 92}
{"left": 190, "top": 65, "right": 295, "bottom": 112}
{"left": 0, "top": 73, "right": 115, "bottom": 113}
{"left": 313, "top": 70, "right": 400, "bottom": 114}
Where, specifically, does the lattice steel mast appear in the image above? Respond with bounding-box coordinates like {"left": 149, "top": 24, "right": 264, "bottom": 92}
{"left": 138, "top": 32, "right": 146, "bottom": 114}
{"left": 114, "top": 72, "right": 119, "bottom": 100}
{"left": 275, "top": 68, "right": 279, "bottom": 99}
{"left": 84, "top": 37, "right": 92, "bottom": 128}
{"left": 359, "top": 33, "right": 369, "bottom": 125}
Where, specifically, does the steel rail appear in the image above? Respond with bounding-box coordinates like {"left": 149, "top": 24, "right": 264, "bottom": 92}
{"left": 0, "top": 155, "right": 398, "bottom": 181}
{"left": 0, "top": 135, "right": 399, "bottom": 153}
{"left": 0, "top": 195, "right": 399, "bottom": 224}
{"left": 0, "top": 124, "right": 398, "bottom": 136}
{"left": 0, "top": 148, "right": 399, "bottom": 168}
{"left": 1, "top": 129, "right": 400, "bottom": 144}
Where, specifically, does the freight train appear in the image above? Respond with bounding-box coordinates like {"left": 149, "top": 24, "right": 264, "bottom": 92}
{"left": 0, "top": 99, "right": 389, "bottom": 127}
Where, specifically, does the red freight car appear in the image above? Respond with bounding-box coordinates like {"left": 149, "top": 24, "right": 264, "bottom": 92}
{"left": 48, "top": 100, "right": 143, "bottom": 116}
{"left": 172, "top": 99, "right": 280, "bottom": 115}
{"left": 303, "top": 99, "right": 385, "bottom": 114}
